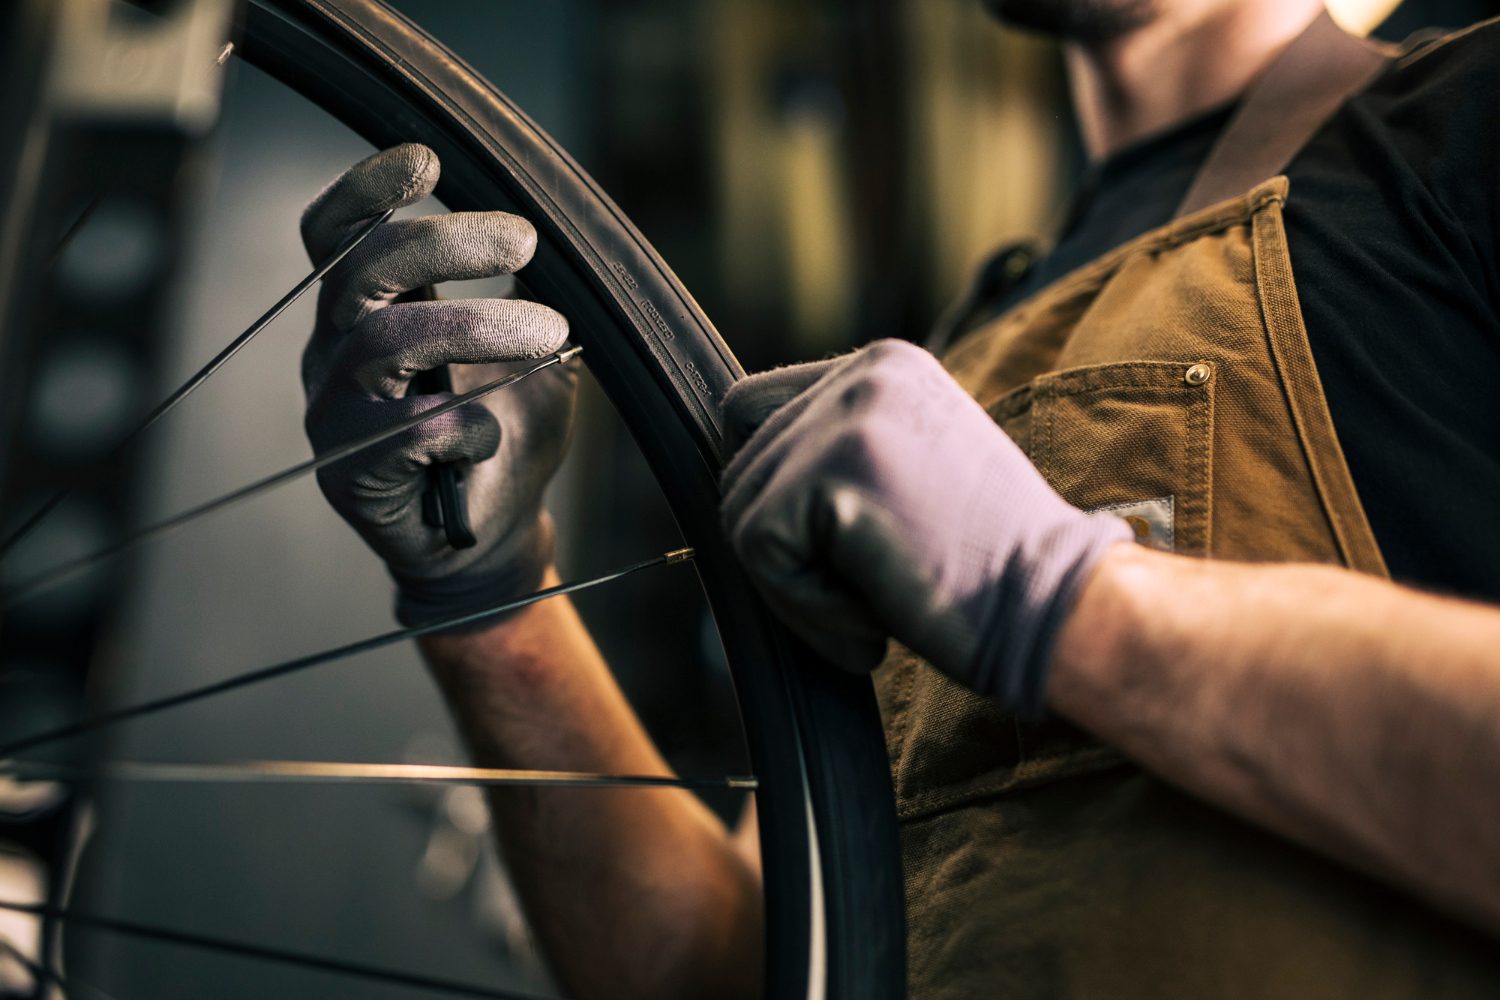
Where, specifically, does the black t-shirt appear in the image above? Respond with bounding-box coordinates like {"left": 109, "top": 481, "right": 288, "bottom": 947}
{"left": 989, "top": 19, "right": 1500, "bottom": 602}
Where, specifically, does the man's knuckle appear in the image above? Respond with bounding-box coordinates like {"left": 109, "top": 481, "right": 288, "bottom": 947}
{"left": 827, "top": 424, "right": 879, "bottom": 471}
{"left": 861, "top": 337, "right": 923, "bottom": 368}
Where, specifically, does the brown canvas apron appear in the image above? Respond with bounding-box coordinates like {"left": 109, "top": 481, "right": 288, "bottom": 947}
{"left": 876, "top": 17, "right": 1500, "bottom": 1000}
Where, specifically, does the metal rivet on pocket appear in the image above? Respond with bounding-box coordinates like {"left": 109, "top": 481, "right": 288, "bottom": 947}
{"left": 1184, "top": 363, "right": 1212, "bottom": 386}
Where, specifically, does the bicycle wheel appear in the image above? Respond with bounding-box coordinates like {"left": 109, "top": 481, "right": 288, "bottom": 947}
{"left": 15, "top": 0, "right": 906, "bottom": 996}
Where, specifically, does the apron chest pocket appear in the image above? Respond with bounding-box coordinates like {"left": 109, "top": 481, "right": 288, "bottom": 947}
{"left": 988, "top": 360, "right": 1216, "bottom": 557}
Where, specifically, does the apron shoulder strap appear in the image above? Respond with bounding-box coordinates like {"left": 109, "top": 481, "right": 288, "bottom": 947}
{"left": 1174, "top": 10, "right": 1395, "bottom": 219}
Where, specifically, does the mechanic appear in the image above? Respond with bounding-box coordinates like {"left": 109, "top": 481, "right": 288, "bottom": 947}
{"left": 297, "top": 0, "right": 1500, "bottom": 997}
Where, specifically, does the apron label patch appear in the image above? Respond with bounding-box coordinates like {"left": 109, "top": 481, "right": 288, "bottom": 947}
{"left": 1090, "top": 496, "right": 1175, "bottom": 552}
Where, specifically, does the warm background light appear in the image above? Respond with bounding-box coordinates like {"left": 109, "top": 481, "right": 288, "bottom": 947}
{"left": 1327, "top": 0, "right": 1408, "bottom": 34}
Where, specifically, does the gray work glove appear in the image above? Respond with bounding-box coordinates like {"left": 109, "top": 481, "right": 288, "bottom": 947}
{"left": 719, "top": 339, "right": 1131, "bottom": 715}
{"left": 300, "top": 143, "right": 575, "bottom": 627}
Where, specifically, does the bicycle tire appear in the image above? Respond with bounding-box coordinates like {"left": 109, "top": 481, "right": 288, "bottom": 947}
{"left": 231, "top": 2, "right": 906, "bottom": 998}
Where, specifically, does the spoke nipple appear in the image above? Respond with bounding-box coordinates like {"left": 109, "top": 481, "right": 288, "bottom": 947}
{"left": 664, "top": 547, "right": 695, "bottom": 565}
{"left": 215, "top": 42, "right": 235, "bottom": 66}
{"left": 558, "top": 344, "right": 584, "bottom": 364}
{"left": 728, "top": 776, "right": 758, "bottom": 790}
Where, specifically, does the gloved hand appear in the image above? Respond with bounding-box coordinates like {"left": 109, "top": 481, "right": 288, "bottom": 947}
{"left": 301, "top": 143, "right": 575, "bottom": 627}
{"left": 719, "top": 339, "right": 1132, "bottom": 715}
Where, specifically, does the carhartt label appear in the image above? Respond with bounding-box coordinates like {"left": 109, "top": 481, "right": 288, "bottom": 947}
{"left": 1091, "top": 496, "right": 1175, "bottom": 552}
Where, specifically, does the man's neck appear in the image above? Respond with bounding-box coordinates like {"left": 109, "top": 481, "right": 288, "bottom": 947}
{"left": 1065, "top": 0, "right": 1327, "bottom": 160}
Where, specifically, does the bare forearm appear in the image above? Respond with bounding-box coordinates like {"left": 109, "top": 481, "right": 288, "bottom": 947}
{"left": 1051, "top": 544, "right": 1500, "bottom": 934}
{"left": 419, "top": 569, "right": 761, "bottom": 1000}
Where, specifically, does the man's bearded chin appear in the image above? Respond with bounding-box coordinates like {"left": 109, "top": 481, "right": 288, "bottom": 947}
{"left": 983, "top": 0, "right": 1158, "bottom": 42}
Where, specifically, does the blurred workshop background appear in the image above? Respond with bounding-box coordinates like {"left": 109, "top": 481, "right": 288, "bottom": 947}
{"left": 2, "top": 0, "right": 1496, "bottom": 997}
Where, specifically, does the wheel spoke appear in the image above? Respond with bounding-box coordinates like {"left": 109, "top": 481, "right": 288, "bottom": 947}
{"left": 61, "top": 977, "right": 119, "bottom": 1000}
{"left": 44, "top": 196, "right": 102, "bottom": 270}
{"left": 0, "top": 900, "right": 543, "bottom": 999}
{"left": 1, "top": 758, "right": 754, "bottom": 791}
{"left": 127, "top": 208, "right": 396, "bottom": 443}
{"left": 0, "top": 547, "right": 691, "bottom": 758}
{"left": 0, "top": 345, "right": 582, "bottom": 606}
{"left": 0, "top": 936, "right": 118, "bottom": 1000}
{"left": 0, "top": 935, "right": 60, "bottom": 992}
{"left": 0, "top": 208, "right": 392, "bottom": 564}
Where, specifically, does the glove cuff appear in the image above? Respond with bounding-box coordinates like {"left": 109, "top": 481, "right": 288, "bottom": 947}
{"left": 391, "top": 514, "right": 557, "bottom": 631}
{"left": 969, "top": 515, "right": 1134, "bottom": 718}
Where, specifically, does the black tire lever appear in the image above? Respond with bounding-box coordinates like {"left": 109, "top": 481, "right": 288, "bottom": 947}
{"left": 400, "top": 284, "right": 477, "bottom": 550}
{"left": 411, "top": 363, "right": 478, "bottom": 549}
